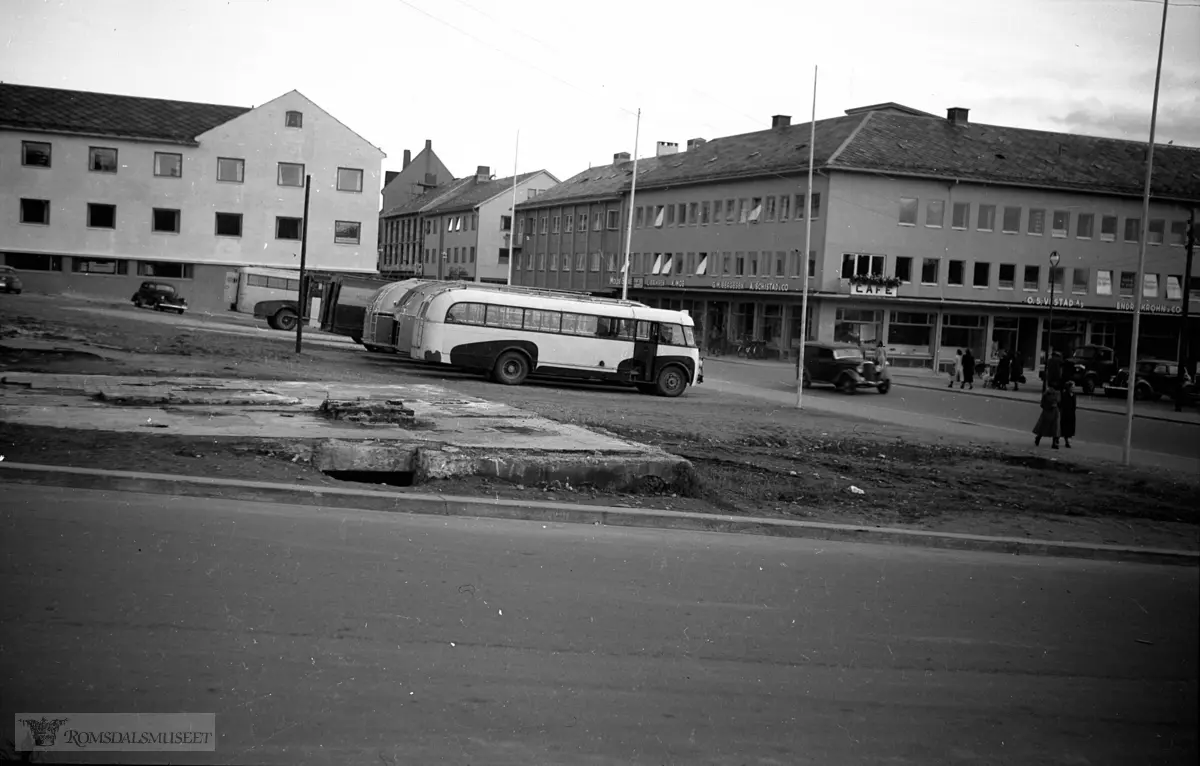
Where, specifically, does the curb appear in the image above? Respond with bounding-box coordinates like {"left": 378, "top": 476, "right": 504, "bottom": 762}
{"left": 3, "top": 462, "right": 1196, "bottom": 567}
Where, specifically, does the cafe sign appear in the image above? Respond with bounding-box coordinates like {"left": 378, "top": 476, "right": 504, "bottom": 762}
{"left": 850, "top": 283, "right": 897, "bottom": 298}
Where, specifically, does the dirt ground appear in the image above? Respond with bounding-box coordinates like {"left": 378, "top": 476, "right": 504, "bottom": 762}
{"left": 2, "top": 294, "right": 1197, "bottom": 551}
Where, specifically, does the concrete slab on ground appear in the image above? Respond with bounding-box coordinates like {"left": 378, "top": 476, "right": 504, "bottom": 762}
{"left": 0, "top": 372, "right": 688, "bottom": 490}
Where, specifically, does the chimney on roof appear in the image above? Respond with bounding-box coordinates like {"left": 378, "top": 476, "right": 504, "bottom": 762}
{"left": 425, "top": 139, "right": 432, "bottom": 150}
{"left": 403, "top": 150, "right": 412, "bottom": 169}
{"left": 613, "top": 151, "right": 631, "bottom": 165}
{"left": 947, "top": 107, "right": 969, "bottom": 126}
{"left": 385, "top": 170, "right": 400, "bottom": 187}
{"left": 475, "top": 165, "right": 491, "bottom": 182}
{"left": 686, "top": 137, "right": 707, "bottom": 151}
{"left": 772, "top": 115, "right": 791, "bottom": 129}
{"left": 655, "top": 141, "right": 679, "bottom": 157}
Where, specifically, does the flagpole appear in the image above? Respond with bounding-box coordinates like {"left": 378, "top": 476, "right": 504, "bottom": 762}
{"left": 507, "top": 130, "right": 520, "bottom": 285}
{"left": 622, "top": 108, "right": 641, "bottom": 301}
{"left": 797, "top": 65, "right": 817, "bottom": 409}
{"left": 1122, "top": 0, "right": 1169, "bottom": 465}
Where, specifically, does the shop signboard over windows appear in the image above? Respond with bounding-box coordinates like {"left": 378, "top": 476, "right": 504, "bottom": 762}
{"left": 850, "top": 283, "right": 897, "bottom": 298}
{"left": 605, "top": 275, "right": 814, "bottom": 292}
{"left": 1114, "top": 300, "right": 1183, "bottom": 315}
{"left": 1025, "top": 295, "right": 1084, "bottom": 309}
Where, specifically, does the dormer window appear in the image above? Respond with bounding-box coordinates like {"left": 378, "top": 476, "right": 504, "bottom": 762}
{"left": 285, "top": 111, "right": 303, "bottom": 128}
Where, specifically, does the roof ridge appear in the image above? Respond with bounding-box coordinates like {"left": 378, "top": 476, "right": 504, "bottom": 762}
{"left": 0, "top": 81, "right": 248, "bottom": 111}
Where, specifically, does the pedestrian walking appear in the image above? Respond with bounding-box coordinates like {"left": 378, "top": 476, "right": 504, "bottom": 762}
{"left": 873, "top": 340, "right": 888, "bottom": 368}
{"left": 1011, "top": 349, "right": 1025, "bottom": 391}
{"left": 961, "top": 348, "right": 976, "bottom": 390}
{"left": 1060, "top": 380, "right": 1078, "bottom": 448}
{"left": 995, "top": 350, "right": 1011, "bottom": 391}
{"left": 949, "top": 349, "right": 964, "bottom": 388}
{"left": 1045, "top": 350, "right": 1063, "bottom": 390}
{"left": 1033, "top": 386, "right": 1062, "bottom": 449}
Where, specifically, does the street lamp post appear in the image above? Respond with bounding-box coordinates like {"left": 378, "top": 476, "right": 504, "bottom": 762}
{"left": 1044, "top": 250, "right": 1060, "bottom": 392}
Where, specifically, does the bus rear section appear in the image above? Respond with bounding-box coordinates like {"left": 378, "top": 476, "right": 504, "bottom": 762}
{"left": 414, "top": 287, "right": 701, "bottom": 397}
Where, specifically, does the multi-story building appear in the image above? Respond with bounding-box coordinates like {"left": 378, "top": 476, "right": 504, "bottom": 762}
{"left": 513, "top": 104, "right": 1200, "bottom": 373}
{"left": 0, "top": 83, "right": 385, "bottom": 312}
{"left": 378, "top": 139, "right": 453, "bottom": 275}
{"left": 378, "top": 176, "right": 474, "bottom": 280}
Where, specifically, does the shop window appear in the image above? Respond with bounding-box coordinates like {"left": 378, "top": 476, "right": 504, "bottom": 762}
{"left": 834, "top": 308, "right": 883, "bottom": 345}
{"left": 1023, "top": 265, "right": 1040, "bottom": 290}
{"left": 1091, "top": 321, "right": 1117, "bottom": 348}
{"left": 921, "top": 258, "right": 939, "bottom": 284}
{"left": 895, "top": 256, "right": 913, "bottom": 283}
{"left": 1096, "top": 270, "right": 1113, "bottom": 295}
{"left": 940, "top": 314, "right": 987, "bottom": 357}
{"left": 998, "top": 263, "right": 1015, "bottom": 289}
{"left": 948, "top": 260, "right": 965, "bottom": 286}
{"left": 887, "top": 311, "right": 936, "bottom": 362}
{"left": 4, "top": 252, "right": 62, "bottom": 271}
{"left": 1072, "top": 268, "right": 1090, "bottom": 294}
{"left": 71, "top": 258, "right": 127, "bottom": 275}
{"left": 137, "top": 261, "right": 193, "bottom": 279}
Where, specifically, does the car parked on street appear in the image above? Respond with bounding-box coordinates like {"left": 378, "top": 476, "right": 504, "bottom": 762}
{"left": 1039, "top": 344, "right": 1118, "bottom": 393}
{"left": 796, "top": 341, "right": 890, "bottom": 394}
{"left": 1103, "top": 359, "right": 1194, "bottom": 402}
{"left": 131, "top": 281, "right": 187, "bottom": 313}
{"left": 0, "top": 265, "right": 23, "bottom": 294}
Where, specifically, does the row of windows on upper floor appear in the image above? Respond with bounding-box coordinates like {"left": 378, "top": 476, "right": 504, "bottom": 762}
{"left": 16, "top": 198, "right": 362, "bottom": 244}
{"left": 18, "top": 140, "right": 364, "bottom": 191}
{"left": 897, "top": 197, "right": 1194, "bottom": 246}
{"left": 635, "top": 193, "right": 822, "bottom": 229}
{"left": 419, "top": 246, "right": 477, "bottom": 264}
{"left": 519, "top": 210, "right": 622, "bottom": 238}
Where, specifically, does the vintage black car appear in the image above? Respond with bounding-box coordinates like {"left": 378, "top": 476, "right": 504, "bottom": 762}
{"left": 795, "top": 341, "right": 890, "bottom": 394}
{"left": 131, "top": 281, "right": 188, "bottom": 314}
{"left": 0, "top": 265, "right": 23, "bottom": 294}
{"left": 1104, "top": 359, "right": 1195, "bottom": 402}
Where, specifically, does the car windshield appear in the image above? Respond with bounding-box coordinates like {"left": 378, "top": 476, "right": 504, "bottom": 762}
{"left": 1136, "top": 362, "right": 1158, "bottom": 374}
{"left": 833, "top": 348, "right": 864, "bottom": 361}
{"left": 1073, "top": 347, "right": 1096, "bottom": 360}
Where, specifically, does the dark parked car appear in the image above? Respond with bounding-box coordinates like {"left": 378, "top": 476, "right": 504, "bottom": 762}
{"left": 796, "top": 341, "right": 890, "bottom": 394}
{"left": 1103, "top": 359, "right": 1195, "bottom": 402}
{"left": 0, "top": 265, "right": 23, "bottom": 294}
{"left": 1039, "top": 344, "right": 1118, "bottom": 393}
{"left": 131, "top": 281, "right": 188, "bottom": 314}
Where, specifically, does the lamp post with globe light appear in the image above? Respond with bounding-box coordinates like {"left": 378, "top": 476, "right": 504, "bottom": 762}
{"left": 1044, "top": 250, "right": 1061, "bottom": 392}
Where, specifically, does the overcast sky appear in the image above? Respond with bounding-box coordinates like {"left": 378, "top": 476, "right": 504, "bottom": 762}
{"left": 3, "top": 0, "right": 1199, "bottom": 187}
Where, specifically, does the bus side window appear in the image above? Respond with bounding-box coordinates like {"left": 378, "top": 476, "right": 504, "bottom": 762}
{"left": 596, "top": 316, "right": 618, "bottom": 338}
{"left": 445, "top": 303, "right": 465, "bottom": 323}
{"left": 636, "top": 321, "right": 653, "bottom": 341}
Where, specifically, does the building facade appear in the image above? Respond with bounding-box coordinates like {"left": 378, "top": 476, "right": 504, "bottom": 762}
{"left": 513, "top": 105, "right": 1200, "bottom": 374}
{"left": 1, "top": 84, "right": 385, "bottom": 312}
{"left": 377, "top": 139, "right": 453, "bottom": 275}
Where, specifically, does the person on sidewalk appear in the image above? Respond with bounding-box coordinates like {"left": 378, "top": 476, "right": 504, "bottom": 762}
{"left": 949, "top": 349, "right": 964, "bottom": 388}
{"left": 873, "top": 340, "right": 888, "bottom": 368}
{"left": 1045, "top": 350, "right": 1063, "bottom": 390}
{"left": 1011, "top": 349, "right": 1025, "bottom": 391}
{"left": 994, "top": 350, "right": 1011, "bottom": 391}
{"left": 1060, "top": 380, "right": 1078, "bottom": 448}
{"left": 1033, "top": 386, "right": 1062, "bottom": 449}
{"left": 961, "top": 348, "right": 976, "bottom": 390}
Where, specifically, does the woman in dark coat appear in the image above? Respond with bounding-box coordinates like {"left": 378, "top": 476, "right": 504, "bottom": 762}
{"left": 1033, "top": 386, "right": 1062, "bottom": 448}
{"left": 961, "top": 348, "right": 976, "bottom": 390}
{"left": 1060, "top": 380, "right": 1078, "bottom": 448}
{"left": 994, "top": 351, "right": 1011, "bottom": 390}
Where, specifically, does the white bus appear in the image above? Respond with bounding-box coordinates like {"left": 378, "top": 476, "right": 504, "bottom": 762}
{"left": 233, "top": 266, "right": 301, "bottom": 315}
{"left": 410, "top": 285, "right": 703, "bottom": 397}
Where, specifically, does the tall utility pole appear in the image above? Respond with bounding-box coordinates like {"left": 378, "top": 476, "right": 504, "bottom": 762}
{"left": 294, "top": 174, "right": 312, "bottom": 354}
{"left": 1122, "top": 0, "right": 1169, "bottom": 466}
{"left": 621, "top": 108, "right": 642, "bottom": 301}
{"left": 1176, "top": 209, "right": 1196, "bottom": 412}
{"left": 796, "top": 65, "right": 818, "bottom": 410}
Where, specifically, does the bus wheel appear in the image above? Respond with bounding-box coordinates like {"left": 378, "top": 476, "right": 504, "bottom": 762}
{"left": 655, "top": 365, "right": 688, "bottom": 398}
{"left": 493, "top": 351, "right": 530, "bottom": 386}
{"left": 274, "top": 308, "right": 298, "bottom": 331}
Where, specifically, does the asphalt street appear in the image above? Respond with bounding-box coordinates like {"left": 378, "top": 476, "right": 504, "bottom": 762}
{"left": 2, "top": 484, "right": 1196, "bottom": 765}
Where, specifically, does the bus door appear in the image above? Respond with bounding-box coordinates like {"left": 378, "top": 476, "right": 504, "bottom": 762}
{"left": 632, "top": 320, "right": 658, "bottom": 382}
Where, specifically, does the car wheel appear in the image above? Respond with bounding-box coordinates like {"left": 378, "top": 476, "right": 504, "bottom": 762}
{"left": 837, "top": 376, "right": 855, "bottom": 394}
{"left": 492, "top": 351, "right": 530, "bottom": 386}
{"left": 1081, "top": 377, "right": 1096, "bottom": 395}
{"left": 1134, "top": 385, "right": 1150, "bottom": 401}
{"left": 174, "top": 308, "right": 185, "bottom": 315}
{"left": 877, "top": 380, "right": 891, "bottom": 394}
{"left": 133, "top": 298, "right": 144, "bottom": 308}
{"left": 654, "top": 365, "right": 688, "bottom": 397}
{"left": 274, "top": 308, "right": 298, "bottom": 332}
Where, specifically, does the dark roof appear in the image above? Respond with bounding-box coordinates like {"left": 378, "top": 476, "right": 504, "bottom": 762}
{"left": 515, "top": 104, "right": 1200, "bottom": 210}
{"left": 0, "top": 83, "right": 250, "bottom": 144}
{"left": 425, "top": 171, "right": 554, "bottom": 214}
{"left": 380, "top": 177, "right": 475, "bottom": 218}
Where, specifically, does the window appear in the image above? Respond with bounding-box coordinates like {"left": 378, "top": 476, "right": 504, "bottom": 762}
{"left": 276, "top": 216, "right": 303, "bottom": 240}
{"left": 762, "top": 198, "right": 774, "bottom": 222}
{"left": 725, "top": 199, "right": 736, "bottom": 223}
{"left": 972, "top": 262, "right": 990, "bottom": 288}
{"left": 926, "top": 200, "right": 945, "bottom": 227}
{"left": 22, "top": 140, "right": 52, "bottom": 167}
{"left": 4, "top": 253, "right": 61, "bottom": 271}
{"left": 337, "top": 167, "right": 364, "bottom": 193}
{"left": 333, "top": 221, "right": 361, "bottom": 245}
{"left": 1027, "top": 208, "right": 1045, "bottom": 235}
{"left": 977, "top": 204, "right": 996, "bottom": 231}
{"left": 19, "top": 198, "right": 50, "bottom": 225}
{"left": 215, "top": 212, "right": 242, "bottom": 237}
{"left": 1050, "top": 266, "right": 1065, "bottom": 291}
{"left": 548, "top": 253, "right": 557, "bottom": 271}
{"left": 607, "top": 209, "right": 620, "bottom": 230}
{"left": 152, "top": 208, "right": 180, "bottom": 233}
{"left": 285, "top": 110, "right": 303, "bottom": 128}
{"left": 590, "top": 252, "right": 601, "bottom": 270}
{"left": 1051, "top": 210, "right": 1069, "bottom": 237}
{"left": 562, "top": 313, "right": 599, "bottom": 336}
{"left": 921, "top": 258, "right": 939, "bottom": 284}
{"left": 87, "top": 203, "right": 116, "bottom": 229}
{"left": 593, "top": 213, "right": 602, "bottom": 231}
{"left": 895, "top": 256, "right": 913, "bottom": 283}
{"left": 810, "top": 193, "right": 821, "bottom": 219}
{"left": 564, "top": 214, "right": 573, "bottom": 233}
{"left": 689, "top": 202, "right": 700, "bottom": 225}
{"left": 948, "top": 260, "right": 965, "bottom": 285}
{"left": 951, "top": 202, "right": 969, "bottom": 229}
{"left": 899, "top": 197, "right": 918, "bottom": 225}
{"left": 277, "top": 162, "right": 304, "bottom": 187}
{"left": 137, "top": 261, "right": 193, "bottom": 279}
{"left": 154, "top": 152, "right": 182, "bottom": 178}
{"left": 501, "top": 215, "right": 512, "bottom": 232}
{"left": 998, "top": 263, "right": 1016, "bottom": 289}
{"left": 1076, "top": 213, "right": 1094, "bottom": 239}
{"left": 1023, "top": 265, "right": 1040, "bottom": 290}
{"left": 840, "top": 253, "right": 885, "bottom": 278}
{"left": 1100, "top": 215, "right": 1118, "bottom": 241}
{"left": 1124, "top": 218, "right": 1140, "bottom": 243}
{"left": 551, "top": 215, "right": 561, "bottom": 234}
{"left": 540, "top": 216, "right": 548, "bottom": 234}
{"left": 887, "top": 311, "right": 935, "bottom": 348}
{"left": 1097, "top": 270, "right": 1113, "bottom": 295}
{"left": 1142, "top": 273, "right": 1158, "bottom": 298}
{"left": 1148, "top": 219, "right": 1164, "bottom": 245}
{"left": 89, "top": 146, "right": 118, "bottom": 173}
{"left": 1002, "top": 206, "right": 1021, "bottom": 233}
{"left": 1169, "top": 220, "right": 1188, "bottom": 246}
{"left": 635, "top": 207, "right": 644, "bottom": 228}
{"left": 469, "top": 246, "right": 475, "bottom": 263}
{"left": 1167, "top": 275, "right": 1182, "bottom": 300}
{"left": 778, "top": 196, "right": 790, "bottom": 220}
{"left": 217, "top": 157, "right": 245, "bottom": 183}
{"left": 1119, "top": 271, "right": 1136, "bottom": 296}
{"left": 577, "top": 213, "right": 588, "bottom": 231}
{"left": 1072, "top": 268, "right": 1089, "bottom": 294}
{"left": 72, "top": 258, "right": 127, "bottom": 275}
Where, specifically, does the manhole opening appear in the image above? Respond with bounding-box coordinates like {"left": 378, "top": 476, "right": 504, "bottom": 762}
{"left": 323, "top": 470, "right": 416, "bottom": 487}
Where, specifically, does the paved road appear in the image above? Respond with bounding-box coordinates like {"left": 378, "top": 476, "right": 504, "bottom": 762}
{"left": 2, "top": 484, "right": 1196, "bottom": 765}
{"left": 703, "top": 359, "right": 1200, "bottom": 466}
